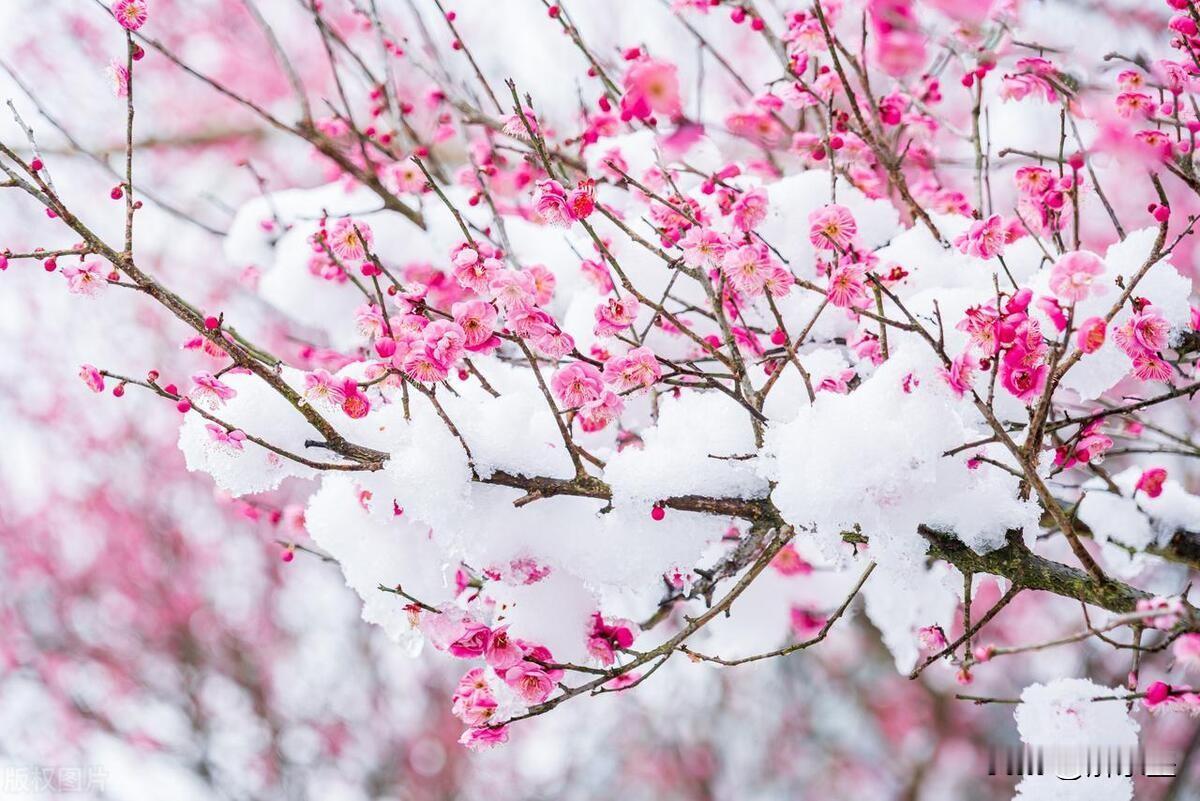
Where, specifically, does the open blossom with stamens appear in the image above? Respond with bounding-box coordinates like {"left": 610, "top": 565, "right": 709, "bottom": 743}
{"left": 679, "top": 226, "right": 729, "bottom": 269}
{"left": 552, "top": 362, "right": 604, "bottom": 408}
{"left": 808, "top": 204, "right": 857, "bottom": 251}
{"left": 190, "top": 372, "right": 237, "bottom": 409}
{"left": 328, "top": 218, "right": 373, "bottom": 262}
{"left": 452, "top": 300, "right": 499, "bottom": 349}
{"left": 720, "top": 244, "right": 770, "bottom": 295}
{"left": 825, "top": 262, "right": 869, "bottom": 309}
{"left": 453, "top": 251, "right": 501, "bottom": 294}
{"left": 402, "top": 346, "right": 450, "bottom": 384}
{"left": 731, "top": 187, "right": 768, "bottom": 232}
{"left": 483, "top": 627, "right": 524, "bottom": 671}
{"left": 79, "top": 364, "right": 105, "bottom": 393}
{"left": 488, "top": 270, "right": 536, "bottom": 311}
{"left": 1049, "top": 250, "right": 1106, "bottom": 303}
{"left": 532, "top": 328, "right": 574, "bottom": 360}
{"left": 1131, "top": 352, "right": 1172, "bottom": 382}
{"left": 503, "top": 662, "right": 554, "bottom": 704}
{"left": 62, "top": 261, "right": 107, "bottom": 297}
{"left": 303, "top": 369, "right": 347, "bottom": 408}
{"left": 602, "top": 347, "right": 661, "bottom": 391}
{"left": 205, "top": 424, "right": 246, "bottom": 453}
{"left": 593, "top": 296, "right": 640, "bottom": 337}
{"left": 526, "top": 264, "right": 557, "bottom": 305}
{"left": 953, "top": 214, "right": 1006, "bottom": 259}
{"left": 533, "top": 179, "right": 573, "bottom": 227}
{"left": 111, "top": 0, "right": 148, "bottom": 30}
{"left": 1114, "top": 306, "right": 1170, "bottom": 356}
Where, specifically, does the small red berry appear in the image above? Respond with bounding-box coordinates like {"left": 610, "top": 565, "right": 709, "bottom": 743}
{"left": 111, "top": 186, "right": 124, "bottom": 200}
{"left": 204, "top": 315, "right": 220, "bottom": 330}
{"left": 651, "top": 505, "right": 665, "bottom": 521}
{"left": 43, "top": 258, "right": 57, "bottom": 272}
{"left": 176, "top": 398, "right": 192, "bottom": 413}
{"left": 30, "top": 158, "right": 43, "bottom": 172}
{"left": 548, "top": 4, "right": 560, "bottom": 17}
{"left": 770, "top": 328, "right": 787, "bottom": 346}
{"left": 113, "top": 383, "right": 126, "bottom": 398}
{"left": 281, "top": 548, "right": 295, "bottom": 563}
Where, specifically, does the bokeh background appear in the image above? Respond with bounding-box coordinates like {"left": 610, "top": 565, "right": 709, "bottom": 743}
{"left": 0, "top": 1, "right": 1197, "bottom": 799}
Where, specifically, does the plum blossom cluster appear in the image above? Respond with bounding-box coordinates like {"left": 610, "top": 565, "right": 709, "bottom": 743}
{"left": 9, "top": 0, "right": 1200, "bottom": 769}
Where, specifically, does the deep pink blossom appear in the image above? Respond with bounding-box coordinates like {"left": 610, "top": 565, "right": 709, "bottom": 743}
{"left": 111, "top": 0, "right": 148, "bottom": 30}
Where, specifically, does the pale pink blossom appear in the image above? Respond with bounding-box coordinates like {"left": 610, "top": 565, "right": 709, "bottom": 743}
{"left": 489, "top": 270, "right": 536, "bottom": 311}
{"left": 526, "top": 264, "right": 557, "bottom": 305}
{"left": 1115, "top": 307, "right": 1170, "bottom": 356}
{"left": 918, "top": 625, "right": 948, "bottom": 652}
{"left": 578, "top": 391, "right": 624, "bottom": 432}
{"left": 679, "top": 227, "right": 729, "bottom": 269}
{"left": 1174, "top": 634, "right": 1200, "bottom": 673}
{"left": 190, "top": 372, "right": 237, "bottom": 409}
{"left": 720, "top": 245, "right": 770, "bottom": 295}
{"left": 62, "top": 261, "right": 108, "bottom": 297}
{"left": 953, "top": 214, "right": 1006, "bottom": 259}
{"left": 1048, "top": 251, "right": 1105, "bottom": 303}
{"left": 1137, "top": 596, "right": 1183, "bottom": 630}
{"left": 205, "top": 424, "right": 247, "bottom": 453}
{"left": 107, "top": 60, "right": 130, "bottom": 98}
{"left": 303, "top": 369, "right": 347, "bottom": 408}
